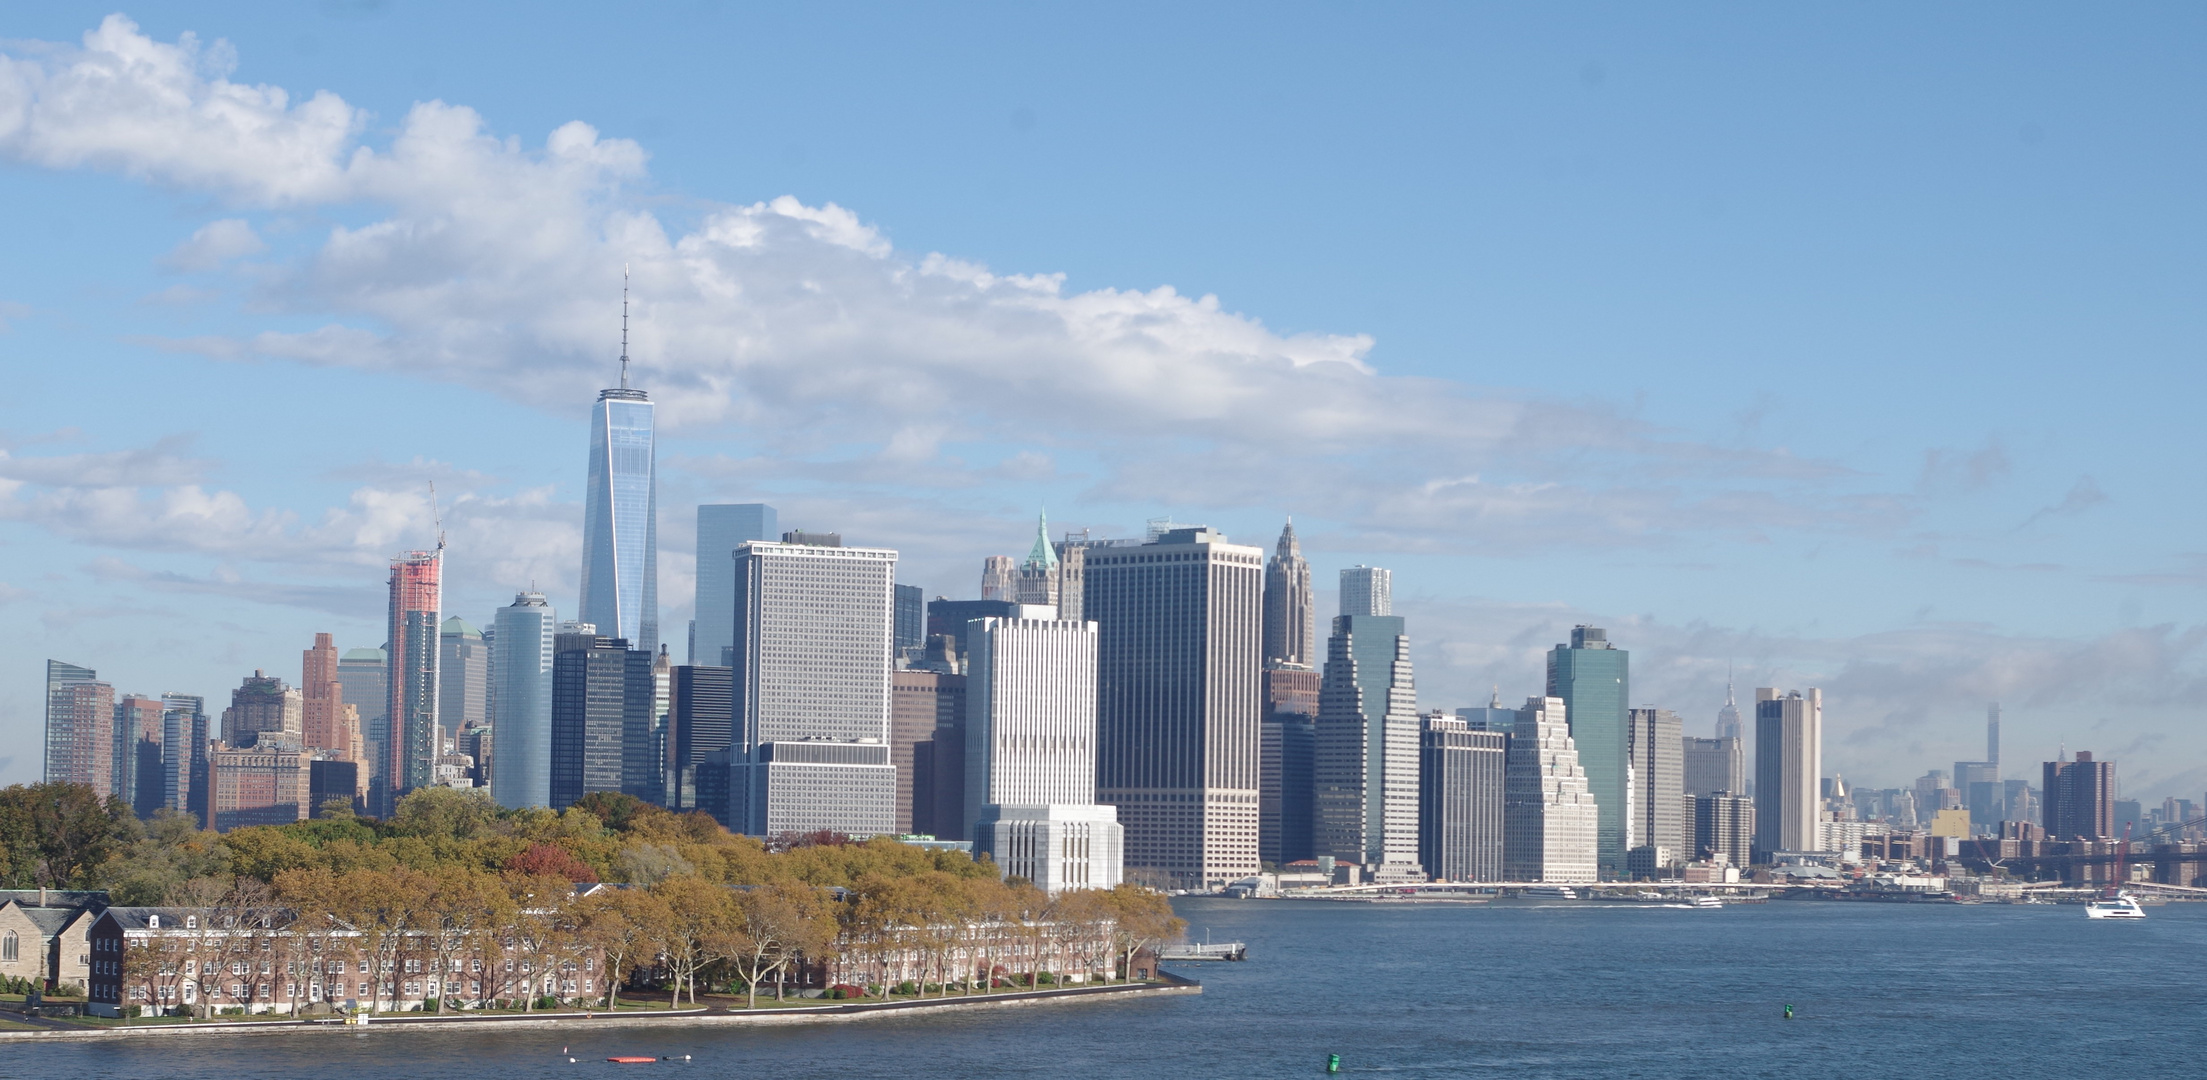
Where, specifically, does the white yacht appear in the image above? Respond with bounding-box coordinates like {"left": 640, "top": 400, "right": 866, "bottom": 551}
{"left": 1522, "top": 885, "right": 1579, "bottom": 900}
{"left": 2084, "top": 890, "right": 2146, "bottom": 919}
{"left": 1689, "top": 895, "right": 1724, "bottom": 909}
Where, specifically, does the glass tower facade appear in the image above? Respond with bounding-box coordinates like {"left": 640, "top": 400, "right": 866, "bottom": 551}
{"left": 1548, "top": 625, "right": 1629, "bottom": 879}
{"left": 492, "top": 591, "right": 556, "bottom": 809}
{"left": 691, "top": 503, "right": 778, "bottom": 666}
{"left": 581, "top": 387, "right": 659, "bottom": 656}
{"left": 384, "top": 548, "right": 442, "bottom": 815}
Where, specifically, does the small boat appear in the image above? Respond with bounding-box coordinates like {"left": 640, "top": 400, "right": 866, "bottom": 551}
{"left": 2084, "top": 890, "right": 2145, "bottom": 920}
{"left": 1689, "top": 895, "right": 1723, "bottom": 909}
{"left": 1522, "top": 885, "right": 1579, "bottom": 900}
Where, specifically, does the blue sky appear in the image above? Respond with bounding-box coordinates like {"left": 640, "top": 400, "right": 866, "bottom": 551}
{"left": 2, "top": 4, "right": 2202, "bottom": 796}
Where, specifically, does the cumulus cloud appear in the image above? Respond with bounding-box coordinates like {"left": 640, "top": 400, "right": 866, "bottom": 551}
{"left": 0, "top": 16, "right": 1883, "bottom": 558}
{"left": 159, "top": 217, "right": 264, "bottom": 271}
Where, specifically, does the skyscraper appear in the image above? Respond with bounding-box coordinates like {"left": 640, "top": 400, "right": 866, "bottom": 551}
{"left": 337, "top": 648, "right": 387, "bottom": 798}
{"left": 1503, "top": 695, "right": 1598, "bottom": 883}
{"left": 438, "top": 617, "right": 488, "bottom": 735}
{"left": 1419, "top": 713, "right": 1506, "bottom": 882}
{"left": 2043, "top": 751, "right": 2116, "bottom": 841}
{"left": 548, "top": 631, "right": 654, "bottom": 810}
{"left": 1549, "top": 626, "right": 1630, "bottom": 878}
{"left": 1753, "top": 687, "right": 1823, "bottom": 856}
{"left": 1085, "top": 526, "right": 1264, "bottom": 890}
{"left": 579, "top": 290, "right": 659, "bottom": 657}
{"left": 44, "top": 660, "right": 112, "bottom": 794}
{"left": 692, "top": 503, "right": 778, "bottom": 666}
{"left": 911, "top": 674, "right": 971, "bottom": 840}
{"left": 965, "top": 615, "right": 1122, "bottom": 893}
{"left": 730, "top": 533, "right": 899, "bottom": 837}
{"left": 1314, "top": 611, "right": 1421, "bottom": 873}
{"left": 1691, "top": 792, "right": 1754, "bottom": 866}
{"left": 222, "top": 671, "right": 302, "bottom": 749}
{"left": 1339, "top": 565, "right": 1391, "bottom": 619}
{"left": 491, "top": 592, "right": 556, "bottom": 809}
{"left": 893, "top": 584, "right": 925, "bottom": 662}
{"left": 159, "top": 693, "right": 207, "bottom": 824}
{"left": 1628, "top": 707, "right": 1684, "bottom": 872}
{"left": 1259, "top": 666, "right": 1320, "bottom": 866}
{"left": 301, "top": 633, "right": 358, "bottom": 764}
{"left": 667, "top": 664, "right": 735, "bottom": 812}
{"left": 1682, "top": 735, "right": 1744, "bottom": 798}
{"left": 1715, "top": 673, "right": 1743, "bottom": 741}
{"left": 1011, "top": 510, "right": 1063, "bottom": 610}
{"left": 383, "top": 546, "right": 442, "bottom": 814}
{"left": 980, "top": 555, "right": 1017, "bottom": 602}
{"left": 115, "top": 695, "right": 164, "bottom": 818}
{"left": 1263, "top": 520, "right": 1315, "bottom": 667}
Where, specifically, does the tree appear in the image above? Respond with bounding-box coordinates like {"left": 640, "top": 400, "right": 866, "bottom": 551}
{"left": 650, "top": 876, "right": 737, "bottom": 1006}
{"left": 576, "top": 887, "right": 666, "bottom": 1011}
{"left": 723, "top": 881, "right": 835, "bottom": 1008}
{"left": 390, "top": 787, "right": 501, "bottom": 840}
{"left": 504, "top": 843, "right": 599, "bottom": 883}
{"left": 325, "top": 867, "right": 435, "bottom": 1013}
{"left": 503, "top": 872, "right": 578, "bottom": 1011}
{"left": 0, "top": 783, "right": 137, "bottom": 888}
{"left": 1099, "top": 884, "right": 1184, "bottom": 981}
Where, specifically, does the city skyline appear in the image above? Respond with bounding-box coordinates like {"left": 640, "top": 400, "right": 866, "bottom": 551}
{"left": 4, "top": 9, "right": 2206, "bottom": 799}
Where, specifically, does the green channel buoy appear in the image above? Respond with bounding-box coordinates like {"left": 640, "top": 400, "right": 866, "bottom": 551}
{"left": 1326, "top": 1053, "right": 1342, "bottom": 1074}
{"left": 1783, "top": 1004, "right": 1794, "bottom": 1019}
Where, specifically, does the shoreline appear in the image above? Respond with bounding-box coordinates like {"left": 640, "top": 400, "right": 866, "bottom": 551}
{"left": 0, "top": 976, "right": 1201, "bottom": 1043}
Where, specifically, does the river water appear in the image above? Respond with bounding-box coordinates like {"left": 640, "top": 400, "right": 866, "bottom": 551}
{"left": 10, "top": 897, "right": 2201, "bottom": 1078}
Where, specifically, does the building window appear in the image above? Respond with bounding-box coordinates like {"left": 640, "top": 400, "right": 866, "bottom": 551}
{"left": 4, "top": 930, "right": 19, "bottom": 961}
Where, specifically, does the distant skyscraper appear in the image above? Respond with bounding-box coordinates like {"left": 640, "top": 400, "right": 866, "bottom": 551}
{"left": 207, "top": 738, "right": 309, "bottom": 832}
{"left": 1628, "top": 707, "right": 1685, "bottom": 872}
{"left": 966, "top": 615, "right": 1122, "bottom": 893}
{"left": 1086, "top": 526, "right": 1264, "bottom": 889}
{"left": 891, "top": 669, "right": 961, "bottom": 833}
{"left": 1986, "top": 702, "right": 2000, "bottom": 769}
{"left": 491, "top": 592, "right": 556, "bottom": 809}
{"left": 1263, "top": 520, "right": 1315, "bottom": 667}
{"left": 301, "top": 633, "right": 357, "bottom": 764}
{"left": 1503, "top": 695, "right": 1598, "bottom": 883}
{"left": 730, "top": 533, "right": 899, "bottom": 837}
{"left": 1339, "top": 565, "right": 1391, "bottom": 618}
{"left": 911, "top": 674, "right": 971, "bottom": 840}
{"left": 160, "top": 692, "right": 207, "bottom": 824}
{"left": 692, "top": 503, "right": 778, "bottom": 666}
{"left": 1260, "top": 666, "right": 1320, "bottom": 866}
{"left": 1420, "top": 713, "right": 1506, "bottom": 882}
{"left": 893, "top": 584, "right": 925, "bottom": 662}
{"left": 1715, "top": 672, "right": 1742, "bottom": 741}
{"left": 980, "top": 555, "right": 1017, "bottom": 602}
{"left": 383, "top": 546, "right": 442, "bottom": 814}
{"left": 1457, "top": 691, "right": 1515, "bottom": 733}
{"left": 337, "top": 648, "right": 387, "bottom": 798}
{"left": 115, "top": 695, "right": 164, "bottom": 819}
{"left": 1549, "top": 626, "right": 1630, "bottom": 877}
{"left": 548, "top": 632, "right": 654, "bottom": 810}
{"left": 579, "top": 292, "right": 659, "bottom": 657}
{"left": 1314, "top": 611, "right": 1421, "bottom": 872}
{"left": 439, "top": 617, "right": 488, "bottom": 735}
{"left": 1012, "top": 510, "right": 1063, "bottom": 610}
{"left": 1682, "top": 735, "right": 1744, "bottom": 798}
{"left": 44, "top": 660, "right": 112, "bottom": 794}
{"left": 1691, "top": 792, "right": 1754, "bottom": 866}
{"left": 2043, "top": 751, "right": 2116, "bottom": 841}
{"left": 667, "top": 664, "right": 734, "bottom": 812}
{"left": 1753, "top": 688, "right": 1823, "bottom": 855}
{"left": 925, "top": 597, "right": 1028, "bottom": 671}
{"left": 222, "top": 671, "right": 302, "bottom": 749}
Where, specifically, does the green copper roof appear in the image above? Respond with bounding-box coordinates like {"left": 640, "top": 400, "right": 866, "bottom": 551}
{"left": 441, "top": 615, "right": 481, "bottom": 638}
{"left": 1023, "top": 508, "right": 1058, "bottom": 569}
{"left": 340, "top": 647, "right": 386, "bottom": 662}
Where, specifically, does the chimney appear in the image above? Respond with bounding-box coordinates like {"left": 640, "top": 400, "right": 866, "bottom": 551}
{"left": 38, "top": 887, "right": 47, "bottom": 907}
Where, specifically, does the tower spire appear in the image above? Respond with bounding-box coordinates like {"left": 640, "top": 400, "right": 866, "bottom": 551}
{"left": 1725, "top": 661, "right": 1735, "bottom": 706}
{"left": 619, "top": 263, "right": 631, "bottom": 389}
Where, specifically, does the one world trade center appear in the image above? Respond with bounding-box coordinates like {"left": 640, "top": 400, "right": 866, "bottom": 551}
{"left": 579, "top": 279, "right": 658, "bottom": 655}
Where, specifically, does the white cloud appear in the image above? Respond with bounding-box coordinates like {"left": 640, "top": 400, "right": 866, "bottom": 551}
{"left": 0, "top": 16, "right": 1882, "bottom": 558}
{"left": 160, "top": 217, "right": 264, "bottom": 271}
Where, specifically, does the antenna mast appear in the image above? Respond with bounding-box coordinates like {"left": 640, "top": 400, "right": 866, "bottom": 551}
{"left": 619, "top": 263, "right": 631, "bottom": 389}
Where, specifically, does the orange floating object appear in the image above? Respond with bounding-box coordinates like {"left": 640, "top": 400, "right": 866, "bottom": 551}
{"left": 607, "top": 1057, "right": 658, "bottom": 1064}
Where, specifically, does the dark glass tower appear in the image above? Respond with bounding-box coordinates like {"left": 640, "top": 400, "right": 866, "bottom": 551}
{"left": 1548, "top": 625, "right": 1629, "bottom": 878}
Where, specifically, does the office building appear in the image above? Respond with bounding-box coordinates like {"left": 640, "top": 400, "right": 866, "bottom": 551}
{"left": 309, "top": 758, "right": 360, "bottom": 817}
{"left": 549, "top": 632, "right": 655, "bottom": 810}
{"left": 1259, "top": 665, "right": 1320, "bottom": 867}
{"left": 890, "top": 669, "right": 962, "bottom": 833}
{"left": 489, "top": 592, "right": 555, "bottom": 809}
{"left": 222, "top": 672, "right": 302, "bottom": 749}
{"left": 1086, "top": 526, "right": 1263, "bottom": 889}
{"left": 336, "top": 648, "right": 387, "bottom": 796}
{"left": 439, "top": 617, "right": 489, "bottom": 735}
{"left": 1691, "top": 792, "right": 1754, "bottom": 866}
{"left": 44, "top": 661, "right": 112, "bottom": 794}
{"left": 925, "top": 597, "right": 1031, "bottom": 671}
{"left": 384, "top": 545, "right": 443, "bottom": 814}
{"left": 1682, "top": 735, "right": 1744, "bottom": 798}
{"left": 981, "top": 555, "right": 1017, "bottom": 602}
{"left": 1314, "top": 610, "right": 1421, "bottom": 873}
{"left": 1628, "top": 707, "right": 1684, "bottom": 873}
{"left": 1549, "top": 626, "right": 1630, "bottom": 878}
{"left": 159, "top": 693, "right": 207, "bottom": 824}
{"left": 1419, "top": 713, "right": 1505, "bottom": 882}
{"left": 1715, "top": 675, "right": 1743, "bottom": 741}
{"left": 207, "top": 736, "right": 308, "bottom": 831}
{"left": 300, "top": 634, "right": 359, "bottom": 768}
{"left": 965, "top": 616, "right": 1122, "bottom": 892}
{"left": 1339, "top": 565, "right": 1391, "bottom": 619}
{"left": 579, "top": 321, "right": 660, "bottom": 657}
{"left": 894, "top": 584, "right": 925, "bottom": 663}
{"left": 1011, "top": 510, "right": 1065, "bottom": 610}
{"left": 2043, "top": 752, "right": 2116, "bottom": 841}
{"left": 1503, "top": 695, "right": 1598, "bottom": 883}
{"left": 1263, "top": 520, "right": 1315, "bottom": 667}
{"left": 692, "top": 503, "right": 779, "bottom": 666}
{"left": 115, "top": 696, "right": 164, "bottom": 818}
{"left": 667, "top": 665, "right": 734, "bottom": 812}
{"left": 911, "top": 675, "right": 971, "bottom": 840}
{"left": 1753, "top": 688, "right": 1823, "bottom": 856}
{"left": 1954, "top": 703, "right": 2003, "bottom": 825}
{"left": 730, "top": 533, "right": 899, "bottom": 837}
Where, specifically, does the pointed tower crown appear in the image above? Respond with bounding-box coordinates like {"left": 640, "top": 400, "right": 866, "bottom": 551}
{"left": 1023, "top": 508, "right": 1058, "bottom": 570}
{"left": 1276, "top": 517, "right": 1300, "bottom": 559}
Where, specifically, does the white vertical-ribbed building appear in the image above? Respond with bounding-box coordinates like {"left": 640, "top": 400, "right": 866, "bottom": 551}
{"left": 1754, "top": 687, "right": 1823, "bottom": 856}
{"left": 966, "top": 616, "right": 1121, "bottom": 893}
{"left": 1339, "top": 566, "right": 1392, "bottom": 618}
{"left": 1503, "top": 695, "right": 1598, "bottom": 883}
{"left": 730, "top": 534, "right": 898, "bottom": 837}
